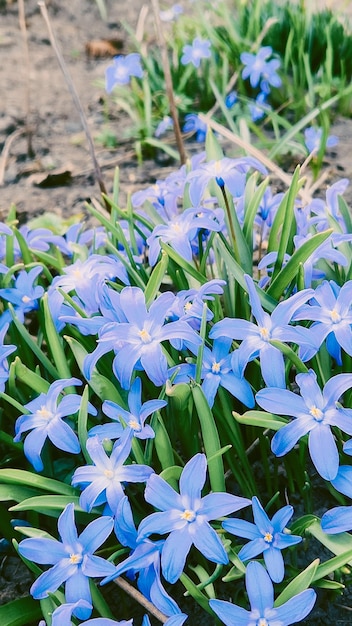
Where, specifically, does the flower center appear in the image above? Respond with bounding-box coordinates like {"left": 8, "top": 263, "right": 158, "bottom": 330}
{"left": 184, "top": 301, "right": 193, "bottom": 313}
{"left": 128, "top": 418, "right": 141, "bottom": 432}
{"left": 139, "top": 328, "right": 152, "bottom": 343}
{"left": 180, "top": 509, "right": 196, "bottom": 522}
{"left": 37, "top": 406, "right": 53, "bottom": 420}
{"left": 104, "top": 469, "right": 114, "bottom": 479}
{"left": 22, "top": 295, "right": 31, "bottom": 303}
{"left": 172, "top": 222, "right": 182, "bottom": 233}
{"left": 263, "top": 532, "right": 273, "bottom": 543}
{"left": 309, "top": 405, "right": 324, "bottom": 422}
{"left": 257, "top": 619, "right": 269, "bottom": 626}
{"left": 211, "top": 361, "right": 221, "bottom": 374}
{"left": 330, "top": 308, "right": 341, "bottom": 323}
{"left": 69, "top": 553, "right": 82, "bottom": 565}
{"left": 259, "top": 326, "right": 270, "bottom": 341}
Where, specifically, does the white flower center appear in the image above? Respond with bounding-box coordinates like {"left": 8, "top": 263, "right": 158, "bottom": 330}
{"left": 69, "top": 553, "right": 82, "bottom": 565}
{"left": 104, "top": 469, "right": 114, "bottom": 479}
{"left": 330, "top": 308, "right": 341, "bottom": 323}
{"left": 139, "top": 328, "right": 152, "bottom": 343}
{"left": 263, "top": 532, "right": 273, "bottom": 543}
{"left": 259, "top": 326, "right": 270, "bottom": 341}
{"left": 37, "top": 407, "right": 53, "bottom": 421}
{"left": 257, "top": 619, "right": 269, "bottom": 626}
{"left": 309, "top": 405, "right": 324, "bottom": 421}
{"left": 211, "top": 361, "right": 221, "bottom": 374}
{"left": 180, "top": 509, "right": 196, "bottom": 522}
{"left": 22, "top": 295, "right": 31, "bottom": 303}
{"left": 128, "top": 418, "right": 141, "bottom": 432}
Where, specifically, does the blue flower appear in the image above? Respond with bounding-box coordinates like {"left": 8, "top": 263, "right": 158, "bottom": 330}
{"left": 209, "top": 561, "right": 316, "bottom": 626}
{"left": 89, "top": 377, "right": 166, "bottom": 442}
{"left": 18, "top": 503, "right": 116, "bottom": 620}
{"left": 185, "top": 157, "right": 267, "bottom": 207}
{"left": 48, "top": 600, "right": 132, "bottom": 626}
{"left": 160, "top": 4, "right": 183, "bottom": 22}
{"left": 0, "top": 266, "right": 44, "bottom": 315}
{"left": 210, "top": 274, "right": 315, "bottom": 388}
{"left": 0, "top": 323, "right": 16, "bottom": 392}
{"left": 292, "top": 280, "right": 352, "bottom": 365}
{"left": 222, "top": 496, "right": 302, "bottom": 582}
{"left": 321, "top": 504, "right": 352, "bottom": 534}
{"left": 14, "top": 378, "right": 97, "bottom": 472}
{"left": 105, "top": 53, "right": 143, "bottom": 92}
{"left": 146, "top": 207, "right": 224, "bottom": 266}
{"left": 225, "top": 90, "right": 238, "bottom": 109}
{"left": 241, "top": 46, "right": 281, "bottom": 92}
{"left": 182, "top": 114, "right": 207, "bottom": 142}
{"left": 72, "top": 434, "right": 154, "bottom": 513}
{"left": 304, "top": 127, "right": 338, "bottom": 153}
{"left": 137, "top": 453, "right": 250, "bottom": 583}
{"left": 249, "top": 92, "right": 272, "bottom": 122}
{"left": 155, "top": 115, "right": 174, "bottom": 137}
{"left": 256, "top": 369, "right": 352, "bottom": 481}
{"left": 83, "top": 287, "right": 201, "bottom": 389}
{"left": 102, "top": 496, "right": 182, "bottom": 617}
{"left": 181, "top": 37, "right": 211, "bottom": 68}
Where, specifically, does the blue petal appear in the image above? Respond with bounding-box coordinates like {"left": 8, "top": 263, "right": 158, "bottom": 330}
{"left": 271, "top": 505, "right": 293, "bottom": 532}
{"left": 79, "top": 515, "right": 114, "bottom": 554}
{"left": 331, "top": 466, "right": 352, "bottom": 498}
{"left": 83, "top": 554, "right": 117, "bottom": 578}
{"left": 161, "top": 528, "right": 193, "bottom": 583}
{"left": 222, "top": 518, "right": 260, "bottom": 540}
{"left": 271, "top": 416, "right": 313, "bottom": 457}
{"left": 179, "top": 453, "right": 206, "bottom": 504}
{"left": 48, "top": 419, "right": 80, "bottom": 454}
{"left": 30, "top": 560, "right": 76, "bottom": 599}
{"left": 201, "top": 493, "right": 251, "bottom": 520}
{"left": 138, "top": 511, "right": 185, "bottom": 541}
{"left": 144, "top": 473, "right": 182, "bottom": 512}
{"left": 274, "top": 588, "right": 316, "bottom": 623}
{"left": 252, "top": 497, "right": 272, "bottom": 534}
{"left": 209, "top": 599, "right": 250, "bottom": 626}
{"left": 263, "top": 546, "right": 284, "bottom": 582}
{"left": 256, "top": 387, "right": 308, "bottom": 418}
{"left": 323, "top": 373, "right": 352, "bottom": 407}
{"left": 192, "top": 520, "right": 228, "bottom": 563}
{"left": 308, "top": 425, "right": 339, "bottom": 480}
{"left": 238, "top": 538, "right": 265, "bottom": 561}
{"left": 321, "top": 505, "right": 352, "bottom": 533}
{"left": 18, "top": 537, "right": 66, "bottom": 564}
{"left": 259, "top": 344, "right": 286, "bottom": 388}
{"left": 58, "top": 502, "right": 78, "bottom": 547}
{"left": 65, "top": 569, "right": 92, "bottom": 617}
{"left": 245, "top": 561, "right": 273, "bottom": 614}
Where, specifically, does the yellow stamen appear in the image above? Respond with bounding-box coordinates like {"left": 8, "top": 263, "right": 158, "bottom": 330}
{"left": 69, "top": 553, "right": 82, "bottom": 564}
{"left": 180, "top": 509, "right": 196, "bottom": 522}
{"left": 259, "top": 327, "right": 270, "bottom": 340}
{"left": 37, "top": 407, "right": 52, "bottom": 420}
{"left": 330, "top": 308, "right": 341, "bottom": 323}
{"left": 128, "top": 419, "right": 141, "bottom": 431}
{"left": 104, "top": 469, "right": 114, "bottom": 479}
{"left": 309, "top": 406, "right": 323, "bottom": 421}
{"left": 211, "top": 361, "right": 221, "bottom": 374}
{"left": 22, "top": 295, "right": 31, "bottom": 303}
{"left": 139, "top": 328, "right": 152, "bottom": 343}
{"left": 264, "top": 532, "right": 273, "bottom": 543}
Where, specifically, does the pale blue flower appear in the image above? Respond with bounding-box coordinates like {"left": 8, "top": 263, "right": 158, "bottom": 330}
{"left": 210, "top": 274, "right": 315, "bottom": 388}
{"left": 249, "top": 92, "right": 272, "bottom": 122}
{"left": 83, "top": 287, "right": 201, "bottom": 389}
{"left": 49, "top": 600, "right": 132, "bottom": 626}
{"left": 222, "top": 496, "right": 302, "bottom": 582}
{"left": 72, "top": 434, "right": 154, "bottom": 513}
{"left": 210, "top": 561, "right": 316, "bottom": 626}
{"left": 304, "top": 126, "right": 338, "bottom": 153}
{"left": 155, "top": 116, "right": 174, "bottom": 137}
{"left": 14, "top": 378, "right": 97, "bottom": 472}
{"left": 256, "top": 370, "right": 352, "bottom": 481}
{"left": 137, "top": 453, "right": 250, "bottom": 583}
{"left": 182, "top": 114, "right": 207, "bottom": 142}
{"left": 105, "top": 53, "right": 143, "bottom": 92}
{"left": 18, "top": 503, "right": 116, "bottom": 620}
{"left": 89, "top": 377, "right": 166, "bottom": 442}
{"left": 181, "top": 37, "right": 211, "bottom": 68}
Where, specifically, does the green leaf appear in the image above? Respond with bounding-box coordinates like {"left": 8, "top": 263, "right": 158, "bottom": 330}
{"left": 313, "top": 548, "right": 352, "bottom": 583}
{"left": 78, "top": 385, "right": 91, "bottom": 464}
{"left": 269, "top": 340, "right": 309, "bottom": 374}
{"left": 233, "top": 410, "right": 288, "bottom": 431}
{"left": 9, "top": 308, "right": 59, "bottom": 379}
{"left": 0, "top": 469, "right": 76, "bottom": 496}
{"left": 266, "top": 229, "right": 333, "bottom": 300}
{"left": 64, "top": 336, "right": 125, "bottom": 405}
{"left": 180, "top": 573, "right": 216, "bottom": 616}
{"left": 160, "top": 242, "right": 207, "bottom": 284}
{"left": 308, "top": 519, "right": 352, "bottom": 565}
{"left": 42, "top": 293, "right": 72, "bottom": 379}
{"left": 160, "top": 465, "right": 183, "bottom": 484}
{"left": 14, "top": 357, "right": 50, "bottom": 394}
{"left": 10, "top": 495, "right": 84, "bottom": 518}
{"left": 214, "top": 234, "right": 277, "bottom": 313}
{"left": 144, "top": 250, "right": 169, "bottom": 307}
{"left": 192, "top": 383, "right": 225, "bottom": 492}
{"left": 0, "top": 484, "right": 39, "bottom": 502}
{"left": 274, "top": 559, "right": 319, "bottom": 607}
{"left": 0, "top": 596, "right": 42, "bottom": 626}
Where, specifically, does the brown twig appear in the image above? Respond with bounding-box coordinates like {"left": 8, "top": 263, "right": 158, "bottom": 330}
{"left": 18, "top": 0, "right": 34, "bottom": 157}
{"left": 150, "top": 0, "right": 187, "bottom": 165}
{"left": 113, "top": 576, "right": 169, "bottom": 623}
{"left": 37, "top": 1, "right": 108, "bottom": 202}
{"left": 0, "top": 129, "right": 25, "bottom": 187}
